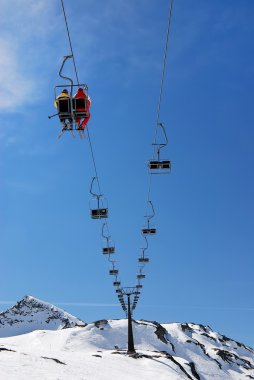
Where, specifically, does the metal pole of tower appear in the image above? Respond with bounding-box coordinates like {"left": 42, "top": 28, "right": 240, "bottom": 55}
{"left": 127, "top": 294, "right": 136, "bottom": 354}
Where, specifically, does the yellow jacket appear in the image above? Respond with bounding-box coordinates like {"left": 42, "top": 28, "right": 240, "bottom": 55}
{"left": 54, "top": 92, "right": 70, "bottom": 109}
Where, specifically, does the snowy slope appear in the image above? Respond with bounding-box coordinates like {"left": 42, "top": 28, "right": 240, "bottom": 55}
{"left": 0, "top": 295, "right": 86, "bottom": 337}
{"left": 0, "top": 318, "right": 253, "bottom": 380}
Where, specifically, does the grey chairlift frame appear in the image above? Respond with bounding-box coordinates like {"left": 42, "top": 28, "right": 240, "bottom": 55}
{"left": 49, "top": 55, "right": 89, "bottom": 132}
{"left": 101, "top": 223, "right": 115, "bottom": 254}
{"left": 142, "top": 200, "right": 157, "bottom": 235}
{"left": 138, "top": 236, "right": 150, "bottom": 263}
{"left": 148, "top": 123, "right": 171, "bottom": 173}
{"left": 90, "top": 177, "right": 108, "bottom": 219}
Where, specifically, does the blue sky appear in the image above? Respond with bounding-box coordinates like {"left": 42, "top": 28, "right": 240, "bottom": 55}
{"left": 1, "top": 0, "right": 254, "bottom": 347}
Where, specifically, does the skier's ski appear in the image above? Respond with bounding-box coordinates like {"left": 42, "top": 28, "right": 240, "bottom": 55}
{"left": 78, "top": 130, "right": 85, "bottom": 139}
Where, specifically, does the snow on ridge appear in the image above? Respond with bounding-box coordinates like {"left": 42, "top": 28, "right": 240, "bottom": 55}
{"left": 0, "top": 297, "right": 254, "bottom": 379}
{"left": 0, "top": 295, "right": 86, "bottom": 338}
{"left": 0, "top": 318, "right": 254, "bottom": 379}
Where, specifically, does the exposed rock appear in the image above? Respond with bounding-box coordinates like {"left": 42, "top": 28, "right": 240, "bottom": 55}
{"left": 0, "top": 295, "right": 86, "bottom": 337}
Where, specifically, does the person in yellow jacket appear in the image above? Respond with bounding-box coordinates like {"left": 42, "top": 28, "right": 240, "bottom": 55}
{"left": 54, "top": 89, "right": 73, "bottom": 129}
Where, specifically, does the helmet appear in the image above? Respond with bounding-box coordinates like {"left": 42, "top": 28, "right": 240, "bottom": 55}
{"left": 62, "top": 89, "right": 68, "bottom": 94}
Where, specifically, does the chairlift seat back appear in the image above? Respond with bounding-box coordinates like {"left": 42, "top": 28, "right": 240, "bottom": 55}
{"left": 102, "top": 247, "right": 115, "bottom": 254}
{"left": 138, "top": 257, "right": 149, "bottom": 263}
{"left": 149, "top": 160, "right": 171, "bottom": 170}
{"left": 91, "top": 208, "right": 108, "bottom": 219}
{"left": 142, "top": 228, "right": 156, "bottom": 235}
{"left": 109, "top": 269, "right": 118, "bottom": 275}
{"left": 72, "top": 98, "right": 89, "bottom": 119}
{"left": 58, "top": 98, "right": 72, "bottom": 115}
{"left": 137, "top": 274, "right": 145, "bottom": 279}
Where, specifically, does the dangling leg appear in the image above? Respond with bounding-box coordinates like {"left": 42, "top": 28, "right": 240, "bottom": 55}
{"left": 58, "top": 118, "right": 67, "bottom": 139}
{"left": 67, "top": 118, "right": 73, "bottom": 130}
{"left": 75, "top": 118, "right": 80, "bottom": 130}
{"left": 67, "top": 118, "right": 75, "bottom": 138}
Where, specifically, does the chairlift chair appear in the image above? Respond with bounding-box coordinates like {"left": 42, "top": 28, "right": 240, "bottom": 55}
{"left": 109, "top": 269, "right": 118, "bottom": 275}
{"left": 113, "top": 281, "right": 121, "bottom": 286}
{"left": 148, "top": 123, "right": 171, "bottom": 173}
{"left": 90, "top": 177, "right": 108, "bottom": 220}
{"left": 142, "top": 227, "right": 157, "bottom": 235}
{"left": 137, "top": 274, "right": 146, "bottom": 279}
{"left": 138, "top": 257, "right": 149, "bottom": 263}
{"left": 91, "top": 207, "right": 108, "bottom": 220}
{"left": 148, "top": 160, "right": 171, "bottom": 170}
{"left": 102, "top": 246, "right": 115, "bottom": 254}
{"left": 49, "top": 55, "right": 89, "bottom": 137}
{"left": 142, "top": 201, "right": 157, "bottom": 235}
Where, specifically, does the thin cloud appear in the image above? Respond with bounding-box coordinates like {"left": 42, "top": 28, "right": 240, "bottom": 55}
{"left": 0, "top": 301, "right": 119, "bottom": 308}
{"left": 54, "top": 302, "right": 119, "bottom": 307}
{"left": 0, "top": 38, "right": 34, "bottom": 110}
{"left": 0, "top": 1, "right": 59, "bottom": 111}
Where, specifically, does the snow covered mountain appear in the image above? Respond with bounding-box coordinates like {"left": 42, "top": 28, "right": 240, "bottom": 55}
{"left": 0, "top": 295, "right": 86, "bottom": 337}
{"left": 0, "top": 297, "right": 253, "bottom": 379}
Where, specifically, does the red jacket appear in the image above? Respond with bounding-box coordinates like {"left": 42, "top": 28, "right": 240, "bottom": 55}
{"left": 74, "top": 88, "right": 91, "bottom": 129}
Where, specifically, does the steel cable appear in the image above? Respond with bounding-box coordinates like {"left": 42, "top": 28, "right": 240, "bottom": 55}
{"left": 60, "top": 0, "right": 174, "bottom": 313}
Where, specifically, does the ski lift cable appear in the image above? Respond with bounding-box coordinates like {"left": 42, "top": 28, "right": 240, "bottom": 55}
{"left": 139, "top": 0, "right": 174, "bottom": 307}
{"left": 154, "top": 0, "right": 174, "bottom": 145}
{"left": 145, "top": 0, "right": 174, "bottom": 214}
{"left": 61, "top": 0, "right": 80, "bottom": 85}
{"left": 59, "top": 0, "right": 127, "bottom": 307}
{"left": 59, "top": 0, "right": 171, "bottom": 313}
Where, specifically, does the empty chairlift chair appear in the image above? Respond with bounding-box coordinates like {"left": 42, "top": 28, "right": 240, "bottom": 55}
{"left": 109, "top": 269, "right": 118, "bottom": 276}
{"left": 142, "top": 201, "right": 157, "bottom": 235}
{"left": 148, "top": 123, "right": 171, "bottom": 174}
{"left": 91, "top": 205, "right": 108, "bottom": 220}
{"left": 142, "top": 226, "right": 156, "bottom": 235}
{"left": 148, "top": 160, "right": 171, "bottom": 170}
{"left": 101, "top": 224, "right": 115, "bottom": 254}
{"left": 139, "top": 237, "right": 149, "bottom": 263}
{"left": 138, "top": 256, "right": 149, "bottom": 263}
{"left": 102, "top": 246, "right": 115, "bottom": 254}
{"left": 90, "top": 177, "right": 108, "bottom": 220}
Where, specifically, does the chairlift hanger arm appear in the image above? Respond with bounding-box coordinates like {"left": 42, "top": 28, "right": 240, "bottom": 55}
{"left": 59, "top": 55, "right": 74, "bottom": 90}
{"left": 146, "top": 200, "right": 155, "bottom": 222}
{"left": 102, "top": 222, "right": 110, "bottom": 240}
{"left": 90, "top": 177, "right": 102, "bottom": 198}
{"left": 153, "top": 123, "right": 168, "bottom": 151}
{"left": 141, "top": 236, "right": 149, "bottom": 252}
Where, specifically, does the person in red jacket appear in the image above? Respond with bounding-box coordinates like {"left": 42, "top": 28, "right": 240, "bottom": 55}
{"left": 73, "top": 88, "right": 91, "bottom": 130}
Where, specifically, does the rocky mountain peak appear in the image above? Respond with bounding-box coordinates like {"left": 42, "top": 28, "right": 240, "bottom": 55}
{"left": 0, "top": 295, "right": 86, "bottom": 337}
